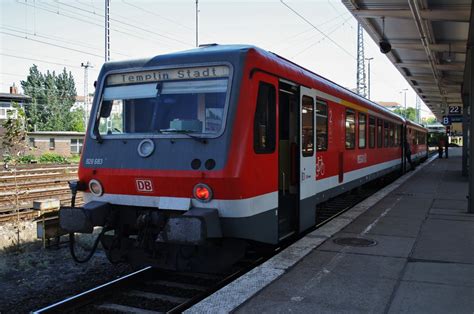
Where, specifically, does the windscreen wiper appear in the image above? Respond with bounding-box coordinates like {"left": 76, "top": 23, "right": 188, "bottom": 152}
{"left": 159, "top": 129, "right": 208, "bottom": 144}
{"left": 93, "top": 119, "right": 103, "bottom": 144}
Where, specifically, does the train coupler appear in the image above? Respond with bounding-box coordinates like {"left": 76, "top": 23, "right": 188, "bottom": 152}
{"left": 156, "top": 208, "right": 222, "bottom": 245}
{"left": 59, "top": 201, "right": 111, "bottom": 233}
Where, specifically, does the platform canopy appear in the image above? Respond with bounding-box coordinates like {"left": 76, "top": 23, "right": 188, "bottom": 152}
{"left": 342, "top": 0, "right": 471, "bottom": 120}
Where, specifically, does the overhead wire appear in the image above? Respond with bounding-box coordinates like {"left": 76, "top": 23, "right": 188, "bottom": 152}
{"left": 327, "top": 0, "right": 343, "bottom": 14}
{"left": 16, "top": 0, "right": 184, "bottom": 51}
{"left": 0, "top": 53, "right": 84, "bottom": 68}
{"left": 1, "top": 47, "right": 101, "bottom": 66}
{"left": 1, "top": 72, "right": 28, "bottom": 78}
{"left": 280, "top": 0, "right": 355, "bottom": 59}
{"left": 291, "top": 15, "right": 353, "bottom": 58}
{"left": 273, "top": 11, "right": 352, "bottom": 53}
{"left": 0, "top": 31, "right": 104, "bottom": 58}
{"left": 121, "top": 0, "right": 194, "bottom": 31}
{"left": 0, "top": 25, "right": 132, "bottom": 58}
{"left": 280, "top": 1, "right": 417, "bottom": 106}
{"left": 70, "top": 0, "right": 193, "bottom": 41}
{"left": 52, "top": 0, "right": 192, "bottom": 47}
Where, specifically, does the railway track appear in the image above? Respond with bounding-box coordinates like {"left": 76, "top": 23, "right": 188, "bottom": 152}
{"left": 0, "top": 164, "right": 80, "bottom": 222}
{"left": 34, "top": 256, "right": 265, "bottom": 314}
{"left": 32, "top": 167, "right": 405, "bottom": 313}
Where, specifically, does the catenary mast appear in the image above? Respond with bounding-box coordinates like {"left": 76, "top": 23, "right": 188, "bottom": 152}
{"left": 356, "top": 23, "right": 367, "bottom": 98}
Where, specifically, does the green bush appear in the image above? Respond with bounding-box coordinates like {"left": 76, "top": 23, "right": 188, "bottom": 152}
{"left": 17, "top": 154, "right": 35, "bottom": 164}
{"left": 2, "top": 155, "right": 12, "bottom": 164}
{"left": 39, "top": 153, "right": 67, "bottom": 164}
{"left": 66, "top": 155, "right": 81, "bottom": 163}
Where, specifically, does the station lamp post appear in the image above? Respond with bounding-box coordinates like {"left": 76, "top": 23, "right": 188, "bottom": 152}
{"left": 365, "top": 57, "right": 373, "bottom": 100}
{"left": 401, "top": 88, "right": 408, "bottom": 118}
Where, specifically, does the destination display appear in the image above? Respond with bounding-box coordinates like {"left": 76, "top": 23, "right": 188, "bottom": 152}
{"left": 106, "top": 65, "right": 230, "bottom": 86}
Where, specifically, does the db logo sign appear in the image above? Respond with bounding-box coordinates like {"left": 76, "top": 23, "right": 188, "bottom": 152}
{"left": 136, "top": 179, "right": 154, "bottom": 192}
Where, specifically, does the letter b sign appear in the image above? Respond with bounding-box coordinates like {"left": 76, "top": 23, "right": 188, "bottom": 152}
{"left": 442, "top": 116, "right": 451, "bottom": 126}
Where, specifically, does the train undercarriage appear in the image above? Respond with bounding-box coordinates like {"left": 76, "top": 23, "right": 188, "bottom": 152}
{"left": 60, "top": 202, "right": 247, "bottom": 273}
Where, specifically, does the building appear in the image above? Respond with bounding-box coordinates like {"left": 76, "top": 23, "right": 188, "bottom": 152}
{"left": 376, "top": 101, "right": 402, "bottom": 111}
{"left": 0, "top": 85, "right": 31, "bottom": 156}
{"left": 27, "top": 131, "right": 85, "bottom": 157}
{"left": 0, "top": 85, "right": 30, "bottom": 122}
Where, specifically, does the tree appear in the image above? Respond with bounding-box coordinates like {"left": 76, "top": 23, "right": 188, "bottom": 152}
{"left": 68, "top": 108, "right": 86, "bottom": 132}
{"left": 2, "top": 103, "right": 29, "bottom": 248}
{"left": 21, "top": 65, "right": 83, "bottom": 132}
{"left": 2, "top": 103, "right": 28, "bottom": 161}
{"left": 394, "top": 107, "right": 417, "bottom": 122}
{"left": 422, "top": 116, "right": 438, "bottom": 125}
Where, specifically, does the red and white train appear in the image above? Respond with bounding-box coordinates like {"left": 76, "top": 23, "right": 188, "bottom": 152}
{"left": 60, "top": 45, "right": 428, "bottom": 272}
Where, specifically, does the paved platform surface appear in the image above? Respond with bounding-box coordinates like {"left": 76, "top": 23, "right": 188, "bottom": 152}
{"left": 235, "top": 147, "right": 473, "bottom": 314}
{"left": 187, "top": 147, "right": 473, "bottom": 314}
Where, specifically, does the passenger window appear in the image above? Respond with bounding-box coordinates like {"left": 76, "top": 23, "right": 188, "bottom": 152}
{"left": 316, "top": 100, "right": 328, "bottom": 151}
{"left": 301, "top": 96, "right": 314, "bottom": 157}
{"left": 389, "top": 123, "right": 394, "bottom": 147}
{"left": 369, "top": 116, "right": 375, "bottom": 148}
{"left": 384, "top": 121, "right": 389, "bottom": 147}
{"left": 394, "top": 124, "right": 399, "bottom": 146}
{"left": 398, "top": 125, "right": 402, "bottom": 146}
{"left": 377, "top": 119, "right": 383, "bottom": 148}
{"left": 345, "top": 109, "right": 356, "bottom": 149}
{"left": 358, "top": 113, "right": 366, "bottom": 149}
{"left": 253, "top": 82, "right": 276, "bottom": 154}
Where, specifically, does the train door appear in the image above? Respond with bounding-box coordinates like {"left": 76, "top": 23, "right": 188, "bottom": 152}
{"left": 299, "top": 87, "right": 317, "bottom": 232}
{"left": 278, "top": 81, "right": 299, "bottom": 240}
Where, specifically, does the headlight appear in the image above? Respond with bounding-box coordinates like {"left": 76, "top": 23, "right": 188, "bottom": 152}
{"left": 193, "top": 183, "right": 213, "bottom": 202}
{"left": 89, "top": 179, "right": 104, "bottom": 196}
{"left": 137, "top": 139, "right": 155, "bottom": 158}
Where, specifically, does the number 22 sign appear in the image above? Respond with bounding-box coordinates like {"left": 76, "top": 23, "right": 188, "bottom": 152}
{"left": 448, "top": 106, "right": 462, "bottom": 114}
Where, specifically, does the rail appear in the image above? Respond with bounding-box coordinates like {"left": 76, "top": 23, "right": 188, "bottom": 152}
{"left": 0, "top": 164, "right": 80, "bottom": 222}
{"left": 32, "top": 258, "right": 265, "bottom": 314}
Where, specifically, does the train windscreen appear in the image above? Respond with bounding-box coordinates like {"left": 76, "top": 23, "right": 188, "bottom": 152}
{"left": 96, "top": 65, "right": 230, "bottom": 137}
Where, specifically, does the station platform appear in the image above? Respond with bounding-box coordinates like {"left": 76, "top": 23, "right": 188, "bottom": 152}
{"left": 187, "top": 147, "right": 474, "bottom": 313}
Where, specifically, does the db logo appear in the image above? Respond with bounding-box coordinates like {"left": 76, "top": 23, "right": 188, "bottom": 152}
{"left": 136, "top": 179, "right": 154, "bottom": 192}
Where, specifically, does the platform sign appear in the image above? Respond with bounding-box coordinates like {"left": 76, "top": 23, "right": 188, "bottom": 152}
{"left": 442, "top": 116, "right": 451, "bottom": 125}
{"left": 449, "top": 114, "right": 463, "bottom": 123}
{"left": 448, "top": 106, "right": 462, "bottom": 114}
{"left": 443, "top": 114, "right": 463, "bottom": 125}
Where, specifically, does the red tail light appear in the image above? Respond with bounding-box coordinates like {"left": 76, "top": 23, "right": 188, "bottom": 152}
{"left": 193, "top": 183, "right": 213, "bottom": 202}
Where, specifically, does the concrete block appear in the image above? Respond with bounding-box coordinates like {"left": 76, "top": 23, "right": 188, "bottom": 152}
{"left": 33, "top": 199, "right": 60, "bottom": 211}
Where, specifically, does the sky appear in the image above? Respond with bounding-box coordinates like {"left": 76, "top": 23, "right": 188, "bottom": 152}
{"left": 0, "top": 0, "right": 434, "bottom": 118}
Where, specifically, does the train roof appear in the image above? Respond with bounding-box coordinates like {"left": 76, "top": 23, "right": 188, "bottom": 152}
{"left": 405, "top": 119, "right": 428, "bottom": 131}
{"left": 100, "top": 44, "right": 413, "bottom": 124}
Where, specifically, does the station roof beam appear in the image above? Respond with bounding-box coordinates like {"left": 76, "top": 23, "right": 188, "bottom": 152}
{"left": 342, "top": 0, "right": 470, "bottom": 120}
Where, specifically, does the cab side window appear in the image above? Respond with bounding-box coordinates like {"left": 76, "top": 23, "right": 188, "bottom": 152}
{"left": 302, "top": 96, "right": 315, "bottom": 157}
{"left": 254, "top": 82, "right": 276, "bottom": 153}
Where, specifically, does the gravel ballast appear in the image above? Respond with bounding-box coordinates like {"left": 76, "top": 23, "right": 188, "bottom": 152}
{"left": 0, "top": 222, "right": 135, "bottom": 313}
